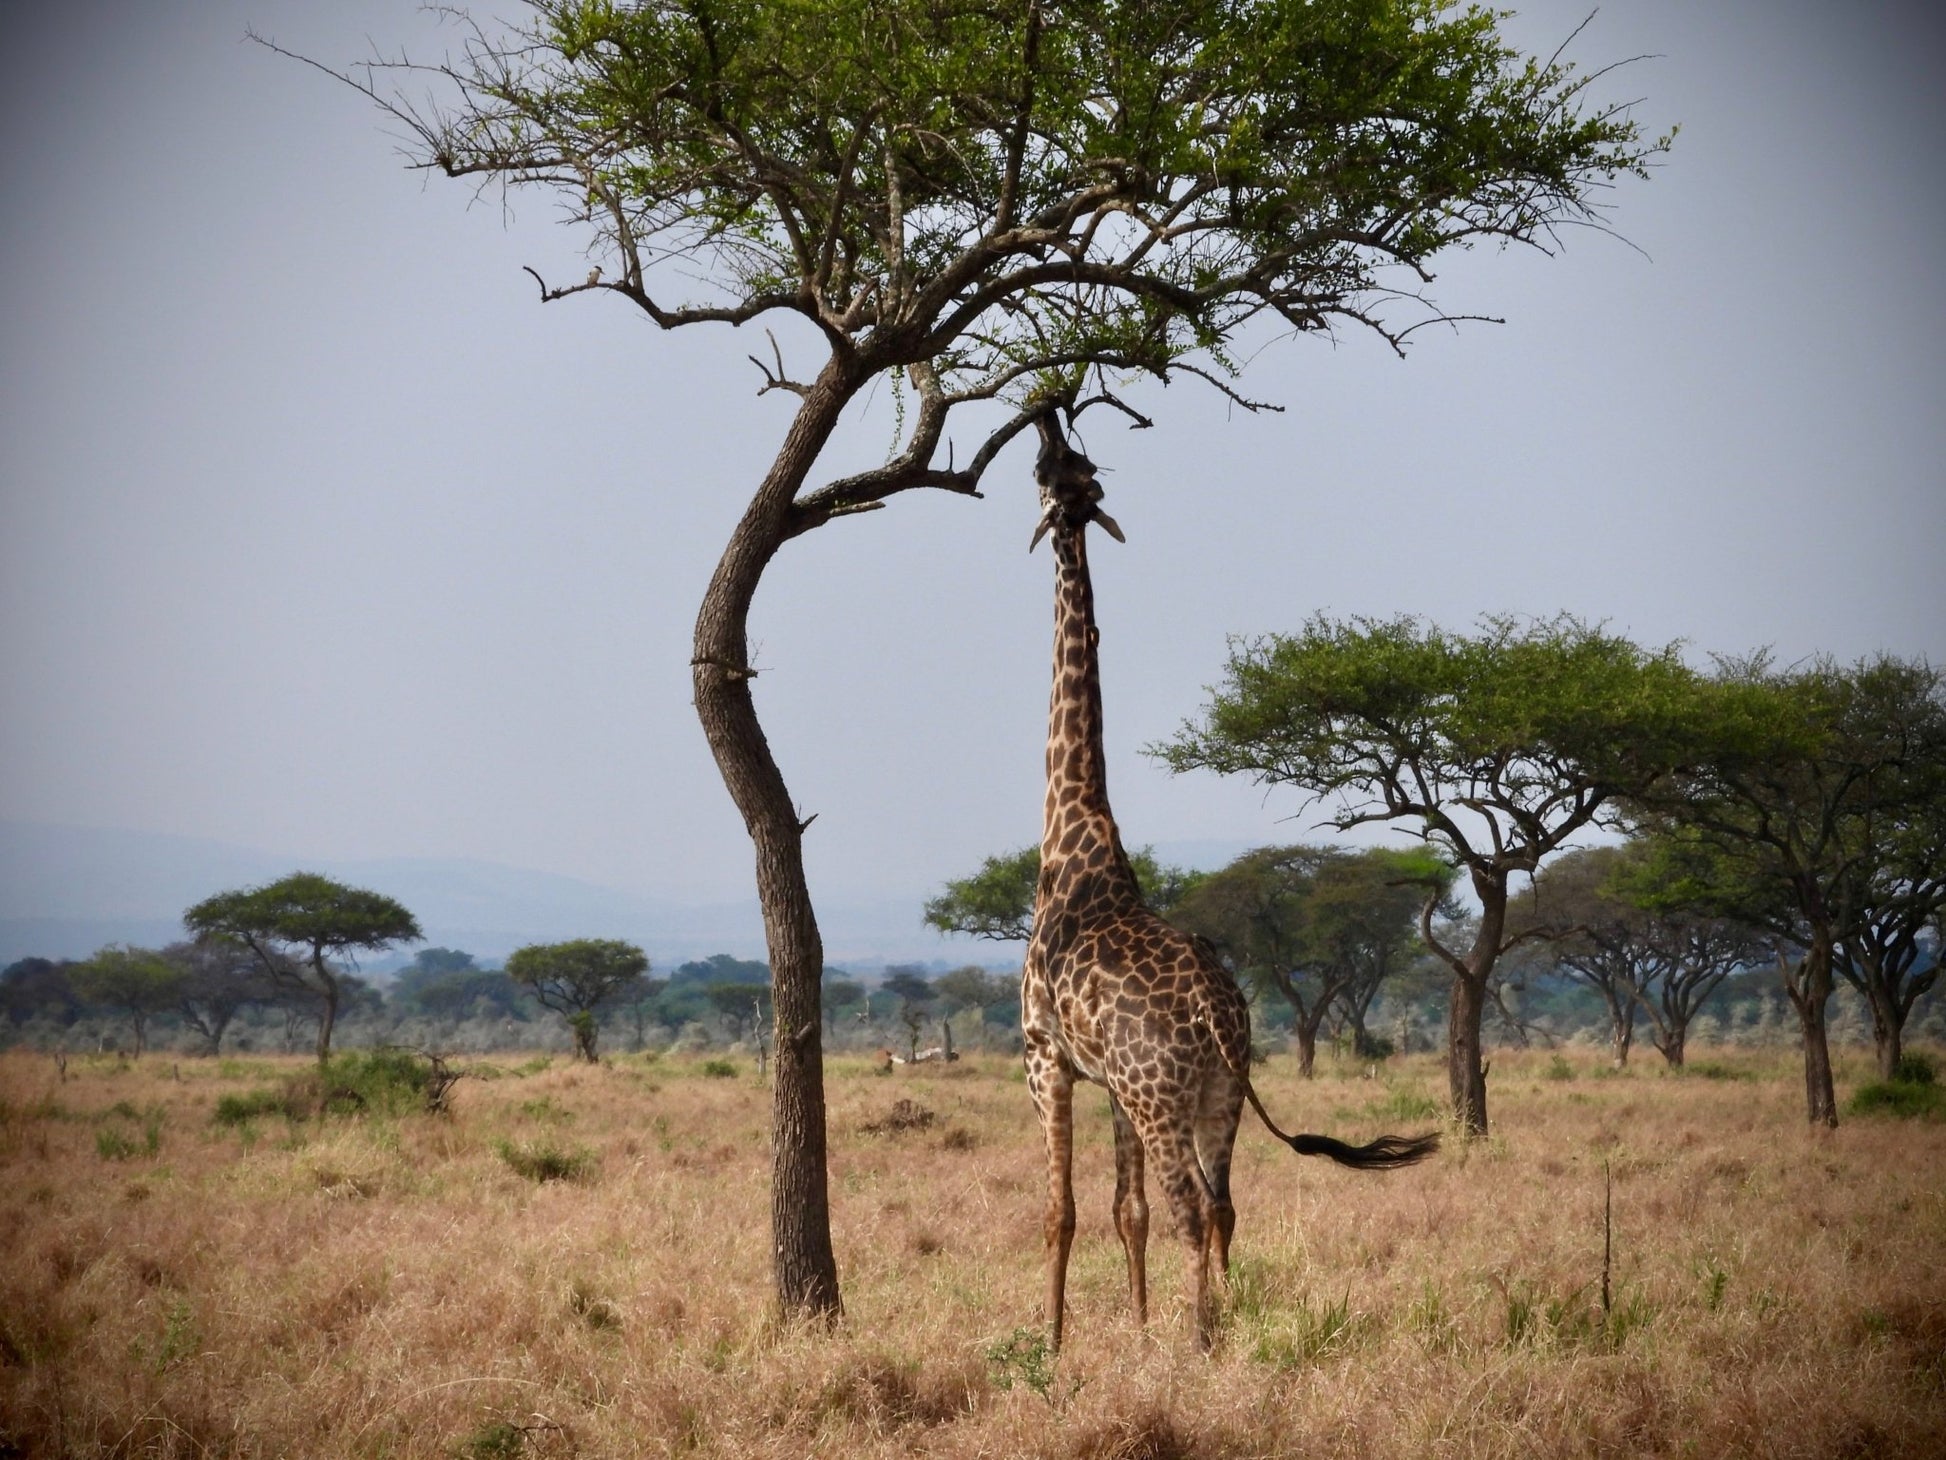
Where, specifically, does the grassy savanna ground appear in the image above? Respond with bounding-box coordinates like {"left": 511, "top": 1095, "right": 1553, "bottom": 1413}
{"left": 2, "top": 1045, "right": 1943, "bottom": 1458}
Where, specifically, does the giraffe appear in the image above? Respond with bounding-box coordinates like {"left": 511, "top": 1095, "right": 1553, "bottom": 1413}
{"left": 1020, "top": 409, "right": 1439, "bottom": 1353}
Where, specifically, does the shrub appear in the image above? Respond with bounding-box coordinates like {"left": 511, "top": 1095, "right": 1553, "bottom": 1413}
{"left": 1891, "top": 1052, "right": 1937, "bottom": 1086}
{"left": 496, "top": 1138, "right": 597, "bottom": 1183}
{"left": 699, "top": 1058, "right": 737, "bottom": 1078}
{"left": 1544, "top": 1054, "right": 1576, "bottom": 1081}
{"left": 323, "top": 1049, "right": 435, "bottom": 1115}
{"left": 213, "top": 1089, "right": 290, "bottom": 1127}
{"left": 1848, "top": 1080, "right": 1946, "bottom": 1120}
{"left": 1685, "top": 1061, "right": 1755, "bottom": 1082}
{"left": 275, "top": 1050, "right": 447, "bottom": 1119}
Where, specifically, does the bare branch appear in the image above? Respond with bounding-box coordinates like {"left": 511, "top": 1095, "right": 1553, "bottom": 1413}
{"left": 748, "top": 330, "right": 812, "bottom": 398}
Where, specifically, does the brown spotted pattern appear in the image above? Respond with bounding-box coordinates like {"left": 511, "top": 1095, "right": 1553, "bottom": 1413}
{"left": 1020, "top": 416, "right": 1256, "bottom": 1353}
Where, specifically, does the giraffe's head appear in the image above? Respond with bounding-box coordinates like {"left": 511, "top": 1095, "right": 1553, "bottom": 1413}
{"left": 1030, "top": 411, "right": 1125, "bottom": 552}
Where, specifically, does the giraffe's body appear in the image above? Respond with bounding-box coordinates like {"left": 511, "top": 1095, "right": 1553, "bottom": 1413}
{"left": 1020, "top": 412, "right": 1436, "bottom": 1352}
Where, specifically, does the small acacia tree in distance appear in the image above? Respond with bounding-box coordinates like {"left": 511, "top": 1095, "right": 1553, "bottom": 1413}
{"left": 1171, "top": 844, "right": 1449, "bottom": 1074}
{"left": 1633, "top": 654, "right": 1946, "bottom": 1119}
{"left": 70, "top": 946, "right": 185, "bottom": 1057}
{"left": 926, "top": 845, "right": 1199, "bottom": 942}
{"left": 291, "top": 0, "right": 1666, "bottom": 1318}
{"left": 185, "top": 873, "right": 421, "bottom": 1065}
{"left": 1155, "top": 614, "right": 1709, "bottom": 1137}
{"left": 506, "top": 938, "right": 650, "bottom": 1062}
{"left": 1518, "top": 843, "right": 1765, "bottom": 1069}
{"left": 167, "top": 937, "right": 282, "bottom": 1057}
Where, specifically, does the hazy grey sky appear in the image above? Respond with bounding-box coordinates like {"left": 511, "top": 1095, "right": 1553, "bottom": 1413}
{"left": 4, "top": 2, "right": 1943, "bottom": 924}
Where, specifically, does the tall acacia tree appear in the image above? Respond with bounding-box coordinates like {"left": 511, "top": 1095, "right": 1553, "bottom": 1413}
{"left": 284, "top": 0, "right": 1663, "bottom": 1316}
{"left": 1155, "top": 614, "right": 1707, "bottom": 1136}
{"left": 184, "top": 873, "right": 421, "bottom": 1064}
{"left": 506, "top": 938, "right": 652, "bottom": 1061}
{"left": 1635, "top": 655, "right": 1946, "bottom": 1118}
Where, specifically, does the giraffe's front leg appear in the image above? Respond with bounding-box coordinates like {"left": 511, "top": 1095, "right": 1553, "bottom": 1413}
{"left": 1109, "top": 1094, "right": 1149, "bottom": 1326}
{"left": 1026, "top": 1037, "right": 1077, "bottom": 1352}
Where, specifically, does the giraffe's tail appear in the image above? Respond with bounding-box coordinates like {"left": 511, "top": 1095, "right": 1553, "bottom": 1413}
{"left": 1239, "top": 1077, "right": 1441, "bottom": 1170}
{"left": 1191, "top": 983, "right": 1440, "bottom": 1170}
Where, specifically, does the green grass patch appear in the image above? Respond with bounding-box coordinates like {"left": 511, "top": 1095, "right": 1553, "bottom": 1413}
{"left": 94, "top": 1103, "right": 164, "bottom": 1160}
{"left": 1251, "top": 1290, "right": 1364, "bottom": 1368}
{"left": 1367, "top": 1085, "right": 1442, "bottom": 1123}
{"left": 1848, "top": 1080, "right": 1946, "bottom": 1120}
{"left": 212, "top": 1088, "right": 291, "bottom": 1127}
{"left": 1684, "top": 1060, "right": 1756, "bottom": 1082}
{"left": 495, "top": 1138, "right": 597, "bottom": 1183}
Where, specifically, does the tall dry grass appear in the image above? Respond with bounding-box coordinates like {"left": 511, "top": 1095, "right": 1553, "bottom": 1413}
{"left": 1, "top": 1044, "right": 1941, "bottom": 1458}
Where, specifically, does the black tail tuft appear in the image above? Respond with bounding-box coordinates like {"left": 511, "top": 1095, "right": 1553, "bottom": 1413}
{"left": 1288, "top": 1130, "right": 1441, "bottom": 1170}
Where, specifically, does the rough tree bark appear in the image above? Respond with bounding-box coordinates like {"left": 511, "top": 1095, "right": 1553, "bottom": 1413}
{"left": 691, "top": 358, "right": 856, "bottom": 1319}
{"left": 1780, "top": 937, "right": 1839, "bottom": 1129}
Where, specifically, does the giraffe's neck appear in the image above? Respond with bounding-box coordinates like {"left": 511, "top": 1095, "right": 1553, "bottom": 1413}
{"left": 1040, "top": 522, "right": 1141, "bottom": 902}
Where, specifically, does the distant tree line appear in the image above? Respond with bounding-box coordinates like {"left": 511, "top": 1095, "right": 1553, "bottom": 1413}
{"left": 0, "top": 869, "right": 1028, "bottom": 1062}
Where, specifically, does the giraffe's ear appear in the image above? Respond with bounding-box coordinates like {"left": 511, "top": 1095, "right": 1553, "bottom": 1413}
{"left": 1091, "top": 508, "right": 1126, "bottom": 543}
{"left": 1029, "top": 507, "right": 1056, "bottom": 552}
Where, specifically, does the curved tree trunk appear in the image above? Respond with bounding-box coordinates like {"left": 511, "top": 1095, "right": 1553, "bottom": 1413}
{"left": 691, "top": 358, "right": 855, "bottom": 1322}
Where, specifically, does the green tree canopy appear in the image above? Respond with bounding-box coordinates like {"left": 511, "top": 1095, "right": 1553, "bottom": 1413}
{"left": 926, "top": 844, "right": 1200, "bottom": 941}
{"left": 820, "top": 975, "right": 868, "bottom": 1035}
{"left": 506, "top": 938, "right": 651, "bottom": 1062}
{"left": 184, "top": 872, "right": 421, "bottom": 1064}
{"left": 1629, "top": 653, "right": 1946, "bottom": 1111}
{"left": 707, "top": 982, "right": 773, "bottom": 1043}
{"left": 166, "top": 937, "right": 282, "bottom": 1057}
{"left": 70, "top": 945, "right": 186, "bottom": 1057}
{"left": 1517, "top": 842, "right": 1765, "bottom": 1070}
{"left": 1, "top": 958, "right": 81, "bottom": 1029}
{"left": 933, "top": 965, "right": 1017, "bottom": 1019}
{"left": 1170, "top": 843, "right": 1446, "bottom": 1074}
{"left": 302, "top": 0, "right": 1666, "bottom": 1320}
{"left": 1155, "top": 613, "right": 1710, "bottom": 1135}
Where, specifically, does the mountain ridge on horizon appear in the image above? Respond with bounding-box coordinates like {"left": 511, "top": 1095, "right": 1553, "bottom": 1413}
{"left": 0, "top": 819, "right": 962, "bottom": 969}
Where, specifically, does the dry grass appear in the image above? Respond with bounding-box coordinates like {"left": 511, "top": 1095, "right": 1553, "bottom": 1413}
{"left": 1, "top": 1044, "right": 1942, "bottom": 1458}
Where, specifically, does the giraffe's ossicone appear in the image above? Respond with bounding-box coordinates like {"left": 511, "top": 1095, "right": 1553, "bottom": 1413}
{"left": 1019, "top": 408, "right": 1438, "bottom": 1353}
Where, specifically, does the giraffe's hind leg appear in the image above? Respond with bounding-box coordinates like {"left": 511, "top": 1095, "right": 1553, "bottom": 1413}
{"left": 1134, "top": 1114, "right": 1220, "bottom": 1351}
{"left": 1025, "top": 1036, "right": 1077, "bottom": 1352}
{"left": 1108, "top": 1094, "right": 1149, "bottom": 1325}
{"left": 1195, "top": 1072, "right": 1245, "bottom": 1285}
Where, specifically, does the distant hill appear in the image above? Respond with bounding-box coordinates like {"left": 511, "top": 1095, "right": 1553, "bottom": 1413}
{"left": 0, "top": 821, "right": 960, "bottom": 969}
